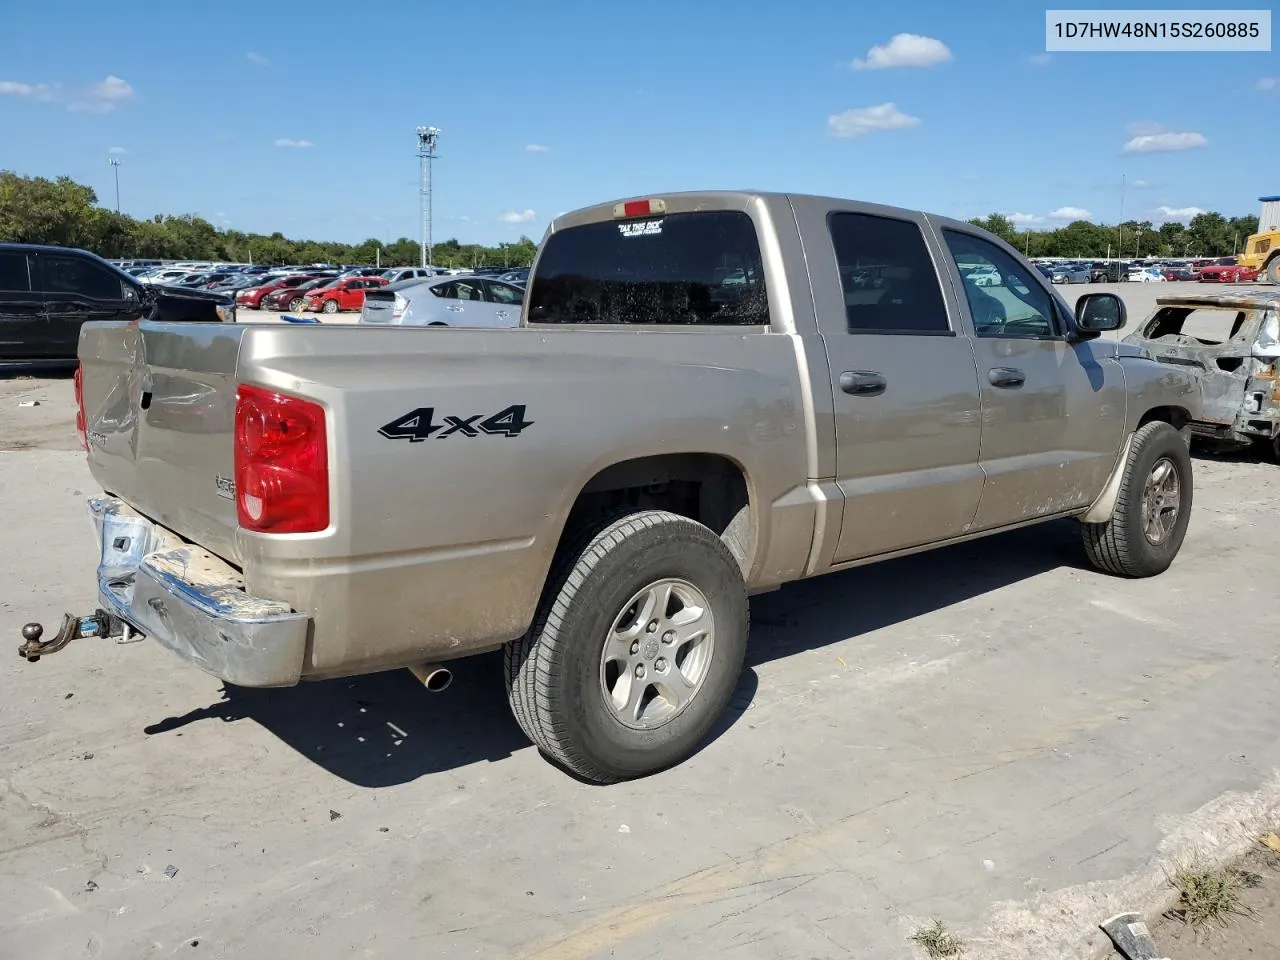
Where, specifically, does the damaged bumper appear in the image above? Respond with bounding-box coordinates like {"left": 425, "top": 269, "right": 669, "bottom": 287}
{"left": 91, "top": 496, "right": 309, "bottom": 687}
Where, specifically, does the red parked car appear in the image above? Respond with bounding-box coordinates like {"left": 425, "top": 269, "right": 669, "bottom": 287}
{"left": 1198, "top": 257, "right": 1259, "bottom": 283}
{"left": 236, "top": 273, "right": 328, "bottom": 309}
{"left": 304, "top": 276, "right": 388, "bottom": 313}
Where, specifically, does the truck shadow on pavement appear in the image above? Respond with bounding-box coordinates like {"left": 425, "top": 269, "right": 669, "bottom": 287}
{"left": 143, "top": 518, "right": 1085, "bottom": 787}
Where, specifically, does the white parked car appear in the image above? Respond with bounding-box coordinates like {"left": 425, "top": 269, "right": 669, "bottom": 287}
{"left": 1126, "top": 265, "right": 1165, "bottom": 283}
{"left": 967, "top": 265, "right": 1001, "bottom": 287}
{"left": 360, "top": 275, "right": 524, "bottom": 327}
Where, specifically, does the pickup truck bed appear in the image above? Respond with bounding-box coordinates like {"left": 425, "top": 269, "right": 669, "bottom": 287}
{"left": 52, "top": 190, "right": 1200, "bottom": 782}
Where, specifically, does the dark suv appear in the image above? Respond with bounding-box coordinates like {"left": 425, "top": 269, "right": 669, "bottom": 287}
{"left": 0, "top": 244, "right": 235, "bottom": 364}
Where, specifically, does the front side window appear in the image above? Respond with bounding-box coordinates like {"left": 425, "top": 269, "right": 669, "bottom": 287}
{"left": 943, "top": 231, "right": 1057, "bottom": 338}
{"left": 527, "top": 210, "right": 768, "bottom": 325}
{"left": 39, "top": 255, "right": 124, "bottom": 300}
{"left": 829, "top": 212, "right": 949, "bottom": 334}
{"left": 0, "top": 253, "right": 30, "bottom": 292}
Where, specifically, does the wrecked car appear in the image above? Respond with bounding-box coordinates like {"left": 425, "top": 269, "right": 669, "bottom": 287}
{"left": 1123, "top": 291, "right": 1280, "bottom": 457}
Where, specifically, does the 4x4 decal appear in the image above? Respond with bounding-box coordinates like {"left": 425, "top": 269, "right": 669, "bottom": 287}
{"left": 378, "top": 404, "right": 534, "bottom": 442}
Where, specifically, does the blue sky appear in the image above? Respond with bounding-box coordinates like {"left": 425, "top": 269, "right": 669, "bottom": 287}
{"left": 1, "top": 0, "right": 1275, "bottom": 244}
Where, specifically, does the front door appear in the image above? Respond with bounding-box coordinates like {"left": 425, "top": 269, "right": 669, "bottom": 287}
{"left": 936, "top": 228, "right": 1126, "bottom": 530}
{"left": 789, "top": 199, "right": 986, "bottom": 564}
{"left": 0, "top": 251, "right": 45, "bottom": 360}
{"left": 36, "top": 252, "right": 135, "bottom": 358}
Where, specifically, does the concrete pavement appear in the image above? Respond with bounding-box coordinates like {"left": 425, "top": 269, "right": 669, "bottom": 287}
{"left": 2, "top": 282, "right": 1279, "bottom": 960}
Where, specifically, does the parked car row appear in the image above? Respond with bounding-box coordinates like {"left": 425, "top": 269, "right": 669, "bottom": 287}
{"left": 1028, "top": 256, "right": 1262, "bottom": 284}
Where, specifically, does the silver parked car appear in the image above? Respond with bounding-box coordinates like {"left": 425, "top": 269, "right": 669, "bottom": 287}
{"left": 1048, "top": 262, "right": 1092, "bottom": 284}
{"left": 360, "top": 275, "right": 524, "bottom": 326}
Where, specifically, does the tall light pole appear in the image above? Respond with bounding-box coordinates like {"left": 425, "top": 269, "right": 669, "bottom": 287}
{"left": 1117, "top": 173, "right": 1126, "bottom": 268}
{"left": 416, "top": 126, "right": 440, "bottom": 268}
{"left": 108, "top": 157, "right": 121, "bottom": 213}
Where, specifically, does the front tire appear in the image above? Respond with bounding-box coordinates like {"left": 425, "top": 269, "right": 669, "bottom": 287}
{"left": 1267, "top": 258, "right": 1280, "bottom": 285}
{"left": 322, "top": 299, "right": 339, "bottom": 314}
{"left": 505, "top": 510, "right": 748, "bottom": 783}
{"left": 1082, "top": 421, "right": 1193, "bottom": 577}
{"left": 288, "top": 297, "right": 306, "bottom": 312}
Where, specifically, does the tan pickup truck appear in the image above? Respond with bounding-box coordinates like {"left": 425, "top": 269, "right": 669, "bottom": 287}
{"left": 22, "top": 191, "right": 1201, "bottom": 782}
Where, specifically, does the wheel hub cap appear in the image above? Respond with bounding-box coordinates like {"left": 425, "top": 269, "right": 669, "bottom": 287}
{"left": 599, "top": 578, "right": 715, "bottom": 730}
{"left": 1141, "top": 456, "right": 1181, "bottom": 545}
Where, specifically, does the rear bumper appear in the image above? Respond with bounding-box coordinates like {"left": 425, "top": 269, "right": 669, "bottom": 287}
{"left": 91, "top": 496, "right": 309, "bottom": 687}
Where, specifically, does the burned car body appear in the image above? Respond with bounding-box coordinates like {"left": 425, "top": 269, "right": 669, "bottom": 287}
{"left": 1123, "top": 292, "right": 1280, "bottom": 454}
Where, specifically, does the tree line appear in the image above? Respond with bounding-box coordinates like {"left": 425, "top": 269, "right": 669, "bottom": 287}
{"left": 1, "top": 169, "right": 1261, "bottom": 267}
{"left": 968, "top": 211, "right": 1260, "bottom": 260}
{"left": 0, "top": 171, "right": 538, "bottom": 269}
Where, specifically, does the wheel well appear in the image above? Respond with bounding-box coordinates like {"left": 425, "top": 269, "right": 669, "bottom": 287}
{"left": 563, "top": 454, "right": 755, "bottom": 574}
{"left": 1138, "top": 405, "right": 1191, "bottom": 432}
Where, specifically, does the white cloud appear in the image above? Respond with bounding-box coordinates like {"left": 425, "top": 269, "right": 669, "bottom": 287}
{"left": 3, "top": 75, "right": 133, "bottom": 112}
{"left": 246, "top": 52, "right": 269, "bottom": 66}
{"left": 852, "top": 33, "right": 952, "bottom": 70}
{"left": 1050, "top": 206, "right": 1092, "bottom": 219}
{"left": 0, "top": 79, "right": 56, "bottom": 101}
{"left": 274, "top": 138, "right": 314, "bottom": 148}
{"left": 1157, "top": 205, "right": 1206, "bottom": 219}
{"left": 70, "top": 75, "right": 134, "bottom": 113}
{"left": 1007, "top": 212, "right": 1044, "bottom": 226}
{"left": 1258, "top": 77, "right": 1277, "bottom": 91}
{"left": 501, "top": 209, "right": 536, "bottom": 224}
{"left": 1123, "top": 131, "right": 1208, "bottom": 153}
{"left": 107, "top": 146, "right": 127, "bottom": 155}
{"left": 524, "top": 144, "right": 550, "bottom": 153}
{"left": 1027, "top": 53, "right": 1052, "bottom": 66}
{"left": 1130, "top": 179, "right": 1151, "bottom": 188}
{"left": 827, "top": 102, "right": 921, "bottom": 138}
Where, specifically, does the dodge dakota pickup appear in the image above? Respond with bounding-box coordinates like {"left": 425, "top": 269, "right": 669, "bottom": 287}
{"left": 21, "top": 191, "right": 1201, "bottom": 782}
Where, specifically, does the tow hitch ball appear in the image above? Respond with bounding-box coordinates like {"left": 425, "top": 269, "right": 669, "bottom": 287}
{"left": 19, "top": 611, "right": 122, "bottom": 662}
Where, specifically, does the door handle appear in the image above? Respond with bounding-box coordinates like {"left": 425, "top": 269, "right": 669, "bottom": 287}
{"left": 839, "top": 370, "right": 887, "bottom": 396}
{"left": 495, "top": 310, "right": 509, "bottom": 318}
{"left": 446, "top": 304, "right": 464, "bottom": 312}
{"left": 988, "top": 367, "right": 1026, "bottom": 388}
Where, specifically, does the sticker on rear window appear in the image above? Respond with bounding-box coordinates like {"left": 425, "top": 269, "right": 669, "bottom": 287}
{"left": 618, "top": 219, "right": 663, "bottom": 238}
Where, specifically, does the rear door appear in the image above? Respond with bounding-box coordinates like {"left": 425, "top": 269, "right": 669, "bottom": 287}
{"left": 476, "top": 279, "right": 522, "bottom": 325}
{"left": 430, "top": 278, "right": 486, "bottom": 324}
{"left": 36, "top": 252, "right": 139, "bottom": 357}
{"left": 0, "top": 251, "right": 45, "bottom": 360}
{"left": 788, "top": 198, "right": 985, "bottom": 563}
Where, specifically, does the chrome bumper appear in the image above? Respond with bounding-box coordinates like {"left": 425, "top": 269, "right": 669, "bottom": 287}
{"left": 91, "top": 497, "right": 309, "bottom": 687}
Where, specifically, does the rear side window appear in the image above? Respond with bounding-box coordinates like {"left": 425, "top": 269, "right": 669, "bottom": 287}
{"left": 39, "top": 255, "right": 124, "bottom": 300}
{"left": 829, "top": 213, "right": 950, "bottom": 334}
{"left": 0, "top": 253, "right": 30, "bottom": 292}
{"left": 527, "top": 210, "right": 768, "bottom": 325}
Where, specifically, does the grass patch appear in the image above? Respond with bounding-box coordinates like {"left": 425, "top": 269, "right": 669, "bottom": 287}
{"left": 911, "top": 919, "right": 964, "bottom": 958}
{"left": 1169, "top": 864, "right": 1252, "bottom": 929}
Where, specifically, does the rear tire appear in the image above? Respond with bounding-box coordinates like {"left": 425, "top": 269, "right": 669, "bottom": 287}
{"left": 1267, "top": 257, "right": 1280, "bottom": 285}
{"left": 505, "top": 510, "right": 748, "bottom": 783}
{"left": 1081, "top": 421, "right": 1192, "bottom": 577}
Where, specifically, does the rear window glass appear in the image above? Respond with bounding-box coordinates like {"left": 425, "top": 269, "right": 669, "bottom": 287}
{"left": 0, "top": 253, "right": 30, "bottom": 292}
{"left": 527, "top": 210, "right": 768, "bottom": 325}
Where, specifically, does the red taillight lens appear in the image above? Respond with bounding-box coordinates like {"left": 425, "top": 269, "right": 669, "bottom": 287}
{"left": 73, "top": 362, "right": 87, "bottom": 451}
{"left": 233, "top": 384, "right": 329, "bottom": 533}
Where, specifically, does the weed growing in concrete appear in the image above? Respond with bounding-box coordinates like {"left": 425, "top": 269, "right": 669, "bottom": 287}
{"left": 1170, "top": 864, "right": 1250, "bottom": 929}
{"left": 911, "top": 919, "right": 964, "bottom": 958}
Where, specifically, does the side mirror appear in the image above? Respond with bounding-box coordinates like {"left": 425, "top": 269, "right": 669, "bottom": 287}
{"left": 1075, "top": 292, "right": 1126, "bottom": 336}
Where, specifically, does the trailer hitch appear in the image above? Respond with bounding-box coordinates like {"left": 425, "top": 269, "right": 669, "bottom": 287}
{"left": 19, "top": 611, "right": 132, "bottom": 662}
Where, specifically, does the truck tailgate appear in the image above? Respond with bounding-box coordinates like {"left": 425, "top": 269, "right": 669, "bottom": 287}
{"left": 80, "top": 321, "right": 244, "bottom": 564}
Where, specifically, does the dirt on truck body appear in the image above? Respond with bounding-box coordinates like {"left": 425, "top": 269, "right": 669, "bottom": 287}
{"left": 1123, "top": 291, "right": 1280, "bottom": 457}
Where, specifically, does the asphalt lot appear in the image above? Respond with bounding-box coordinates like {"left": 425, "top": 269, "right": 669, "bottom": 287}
{"left": 2, "top": 280, "right": 1279, "bottom": 960}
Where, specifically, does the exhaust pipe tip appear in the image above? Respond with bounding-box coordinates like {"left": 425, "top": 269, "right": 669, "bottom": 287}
{"left": 409, "top": 662, "right": 453, "bottom": 693}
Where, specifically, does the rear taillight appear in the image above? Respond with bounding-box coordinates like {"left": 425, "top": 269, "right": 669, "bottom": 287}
{"left": 73, "top": 363, "right": 87, "bottom": 451}
{"left": 233, "top": 385, "right": 329, "bottom": 534}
